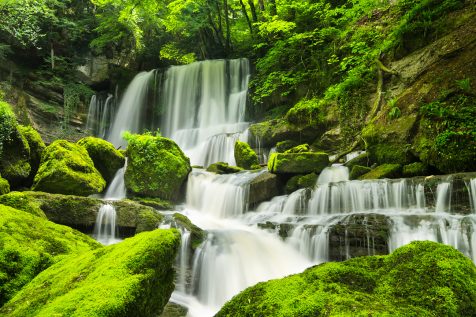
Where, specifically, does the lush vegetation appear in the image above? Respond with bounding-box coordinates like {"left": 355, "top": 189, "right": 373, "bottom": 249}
{"left": 217, "top": 241, "right": 476, "bottom": 317}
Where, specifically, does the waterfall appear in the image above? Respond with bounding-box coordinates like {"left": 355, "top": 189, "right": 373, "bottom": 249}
{"left": 468, "top": 178, "right": 476, "bottom": 213}
{"left": 86, "top": 94, "right": 115, "bottom": 138}
{"left": 103, "top": 160, "right": 127, "bottom": 200}
{"left": 435, "top": 182, "right": 451, "bottom": 212}
{"left": 93, "top": 204, "right": 119, "bottom": 245}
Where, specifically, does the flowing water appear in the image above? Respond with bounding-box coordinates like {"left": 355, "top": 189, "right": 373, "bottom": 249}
{"left": 93, "top": 204, "right": 120, "bottom": 245}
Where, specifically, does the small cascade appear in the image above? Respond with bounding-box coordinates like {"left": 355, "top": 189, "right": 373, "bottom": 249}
{"left": 178, "top": 230, "right": 192, "bottom": 293}
{"left": 93, "top": 204, "right": 119, "bottom": 245}
{"left": 86, "top": 94, "right": 116, "bottom": 138}
{"left": 345, "top": 150, "right": 366, "bottom": 163}
{"left": 468, "top": 178, "right": 476, "bottom": 213}
{"left": 435, "top": 182, "right": 452, "bottom": 212}
{"left": 104, "top": 160, "right": 127, "bottom": 200}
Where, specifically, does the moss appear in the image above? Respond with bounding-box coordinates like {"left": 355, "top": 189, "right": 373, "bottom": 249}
{"left": 124, "top": 133, "right": 191, "bottom": 201}
{"left": 206, "top": 162, "right": 244, "bottom": 174}
{"left": 276, "top": 140, "right": 299, "bottom": 153}
{"left": 0, "top": 229, "right": 180, "bottom": 317}
{"left": 0, "top": 205, "right": 100, "bottom": 307}
{"left": 173, "top": 213, "right": 206, "bottom": 250}
{"left": 0, "top": 100, "right": 17, "bottom": 159}
{"left": 402, "top": 162, "right": 430, "bottom": 177}
{"left": 249, "top": 119, "right": 321, "bottom": 148}
{"left": 17, "top": 125, "right": 46, "bottom": 185}
{"left": 286, "top": 173, "right": 317, "bottom": 193}
{"left": 0, "top": 192, "right": 46, "bottom": 218}
{"left": 77, "top": 137, "right": 125, "bottom": 183}
{"left": 234, "top": 141, "right": 260, "bottom": 170}
{"left": 217, "top": 241, "right": 476, "bottom": 317}
{"left": 128, "top": 197, "right": 174, "bottom": 210}
{"left": 349, "top": 165, "right": 372, "bottom": 180}
{"left": 284, "top": 144, "right": 310, "bottom": 154}
{"left": 359, "top": 164, "right": 402, "bottom": 180}
{"left": 344, "top": 152, "right": 371, "bottom": 169}
{"left": 32, "top": 140, "right": 106, "bottom": 196}
{"left": 0, "top": 126, "right": 31, "bottom": 188}
{"left": 0, "top": 176, "right": 10, "bottom": 195}
{"left": 268, "top": 152, "right": 329, "bottom": 174}
{"left": 285, "top": 98, "right": 323, "bottom": 127}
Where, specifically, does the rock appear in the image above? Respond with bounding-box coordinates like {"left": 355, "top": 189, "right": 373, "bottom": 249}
{"left": 17, "top": 125, "right": 46, "bottom": 185}
{"left": 129, "top": 197, "right": 174, "bottom": 210}
{"left": 217, "top": 241, "right": 476, "bottom": 317}
{"left": 349, "top": 165, "right": 372, "bottom": 180}
{"left": 268, "top": 152, "right": 329, "bottom": 174}
{"left": 77, "top": 136, "right": 125, "bottom": 183}
{"left": 172, "top": 213, "right": 206, "bottom": 250}
{"left": 0, "top": 192, "right": 46, "bottom": 218}
{"left": 276, "top": 140, "right": 299, "bottom": 153}
{"left": 249, "top": 119, "right": 321, "bottom": 148}
{"left": 359, "top": 164, "right": 402, "bottom": 180}
{"left": 207, "top": 162, "right": 243, "bottom": 174}
{"left": 124, "top": 133, "right": 191, "bottom": 200}
{"left": 284, "top": 144, "right": 309, "bottom": 154}
{"left": 285, "top": 173, "right": 317, "bottom": 193}
{"left": 234, "top": 141, "right": 259, "bottom": 170}
{"left": 32, "top": 140, "right": 106, "bottom": 196}
{"left": 0, "top": 126, "right": 31, "bottom": 188}
{"left": 249, "top": 171, "right": 280, "bottom": 205}
{"left": 344, "top": 152, "right": 371, "bottom": 169}
{"left": 0, "top": 205, "right": 100, "bottom": 306}
{"left": 0, "top": 229, "right": 180, "bottom": 317}
{"left": 0, "top": 176, "right": 10, "bottom": 195}
{"left": 402, "top": 162, "right": 430, "bottom": 177}
{"left": 312, "top": 127, "right": 344, "bottom": 152}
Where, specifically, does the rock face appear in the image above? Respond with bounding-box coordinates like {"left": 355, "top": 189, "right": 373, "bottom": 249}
{"left": 0, "top": 205, "right": 100, "bottom": 307}
{"left": 248, "top": 171, "right": 280, "bottom": 205}
{"left": 77, "top": 136, "right": 125, "bottom": 183}
{"left": 124, "top": 133, "right": 191, "bottom": 200}
{"left": 268, "top": 152, "right": 329, "bottom": 174}
{"left": 234, "top": 141, "right": 259, "bottom": 170}
{"left": 0, "top": 229, "right": 180, "bottom": 317}
{"left": 217, "top": 241, "right": 476, "bottom": 317}
{"left": 32, "top": 140, "right": 106, "bottom": 196}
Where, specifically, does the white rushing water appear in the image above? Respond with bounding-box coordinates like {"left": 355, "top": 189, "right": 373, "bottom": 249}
{"left": 93, "top": 204, "right": 120, "bottom": 245}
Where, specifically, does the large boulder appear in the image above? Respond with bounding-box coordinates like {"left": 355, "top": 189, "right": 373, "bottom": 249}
{"left": 17, "top": 125, "right": 46, "bottom": 185}
{"left": 124, "top": 133, "right": 191, "bottom": 200}
{"left": 0, "top": 205, "right": 100, "bottom": 306}
{"left": 77, "top": 136, "right": 125, "bottom": 183}
{"left": 0, "top": 229, "right": 180, "bottom": 317}
{"left": 0, "top": 126, "right": 31, "bottom": 188}
{"left": 32, "top": 140, "right": 106, "bottom": 196}
{"left": 217, "top": 241, "right": 476, "bottom": 317}
{"left": 234, "top": 141, "right": 259, "bottom": 170}
{"left": 248, "top": 171, "right": 280, "bottom": 205}
{"left": 268, "top": 152, "right": 329, "bottom": 174}
{"left": 0, "top": 175, "right": 10, "bottom": 195}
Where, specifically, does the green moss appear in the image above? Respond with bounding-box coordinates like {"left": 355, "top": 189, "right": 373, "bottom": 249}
{"left": 206, "top": 162, "right": 244, "bottom": 174}
{"left": 367, "top": 143, "right": 414, "bottom": 165}
{"left": 0, "top": 176, "right": 10, "bottom": 195}
{"left": 0, "top": 101, "right": 17, "bottom": 160}
{"left": 249, "top": 119, "right": 320, "bottom": 148}
{"left": 217, "top": 241, "right": 476, "bottom": 317}
{"left": 0, "top": 126, "right": 31, "bottom": 188}
{"left": 0, "top": 192, "right": 46, "bottom": 218}
{"left": 359, "top": 164, "right": 402, "bottom": 180}
{"left": 173, "top": 213, "right": 206, "bottom": 250}
{"left": 285, "top": 98, "right": 323, "bottom": 127}
{"left": 124, "top": 133, "right": 191, "bottom": 201}
{"left": 128, "top": 197, "right": 174, "bottom": 211}
{"left": 286, "top": 173, "right": 317, "bottom": 193}
{"left": 32, "top": 140, "right": 106, "bottom": 196}
{"left": 234, "top": 141, "right": 260, "bottom": 170}
{"left": 17, "top": 125, "right": 46, "bottom": 185}
{"left": 344, "top": 152, "right": 371, "bottom": 169}
{"left": 0, "top": 205, "right": 100, "bottom": 307}
{"left": 284, "top": 144, "right": 310, "bottom": 154}
{"left": 402, "top": 162, "right": 430, "bottom": 177}
{"left": 0, "top": 229, "right": 180, "bottom": 317}
{"left": 77, "top": 137, "right": 125, "bottom": 183}
{"left": 276, "top": 140, "right": 299, "bottom": 153}
{"left": 350, "top": 165, "right": 372, "bottom": 180}
{"left": 268, "top": 152, "right": 329, "bottom": 174}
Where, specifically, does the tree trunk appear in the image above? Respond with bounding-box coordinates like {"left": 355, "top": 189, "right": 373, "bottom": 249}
{"left": 269, "top": 0, "right": 277, "bottom": 16}
{"left": 248, "top": 0, "right": 258, "bottom": 22}
{"left": 223, "top": 0, "right": 231, "bottom": 55}
{"left": 239, "top": 0, "right": 253, "bottom": 34}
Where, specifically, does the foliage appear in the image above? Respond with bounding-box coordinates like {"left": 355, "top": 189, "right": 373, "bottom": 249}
{"left": 0, "top": 228, "right": 180, "bottom": 317}
{"left": 63, "top": 83, "right": 94, "bottom": 129}
{"left": 217, "top": 241, "right": 476, "bottom": 317}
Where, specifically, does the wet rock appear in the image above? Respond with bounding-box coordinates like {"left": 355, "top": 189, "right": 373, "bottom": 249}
{"left": 249, "top": 171, "right": 280, "bottom": 205}
{"left": 206, "top": 162, "right": 243, "bottom": 174}
{"left": 268, "top": 152, "right": 329, "bottom": 174}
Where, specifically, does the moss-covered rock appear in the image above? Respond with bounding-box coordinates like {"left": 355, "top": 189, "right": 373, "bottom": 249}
{"left": 0, "top": 126, "right": 31, "bottom": 188}
{"left": 344, "top": 152, "right": 371, "bottom": 169}
{"left": 217, "top": 241, "right": 476, "bottom": 317}
{"left": 173, "top": 213, "right": 206, "bottom": 250}
{"left": 77, "top": 136, "right": 125, "bottom": 183}
{"left": 268, "top": 152, "right": 329, "bottom": 174}
{"left": 349, "top": 165, "right": 372, "bottom": 180}
{"left": 285, "top": 98, "right": 323, "bottom": 127}
{"left": 17, "top": 125, "right": 46, "bottom": 185}
{"left": 32, "top": 140, "right": 106, "bottom": 196}
{"left": 286, "top": 173, "right": 317, "bottom": 193}
{"left": 234, "top": 141, "right": 260, "bottom": 170}
{"left": 0, "top": 229, "right": 180, "bottom": 317}
{"left": 276, "top": 140, "right": 299, "bottom": 153}
{"left": 0, "top": 192, "right": 45, "bottom": 218}
{"left": 0, "top": 205, "right": 100, "bottom": 306}
{"left": 359, "top": 164, "right": 402, "bottom": 180}
{"left": 129, "top": 197, "right": 174, "bottom": 211}
{"left": 206, "top": 162, "right": 243, "bottom": 174}
{"left": 284, "top": 144, "right": 310, "bottom": 154}
{"left": 402, "top": 162, "right": 430, "bottom": 177}
{"left": 124, "top": 133, "right": 191, "bottom": 200}
{"left": 248, "top": 171, "right": 280, "bottom": 205}
{"left": 0, "top": 176, "right": 10, "bottom": 195}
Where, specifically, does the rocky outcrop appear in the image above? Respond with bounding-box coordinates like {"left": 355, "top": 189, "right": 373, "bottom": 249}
{"left": 0, "top": 229, "right": 180, "bottom": 317}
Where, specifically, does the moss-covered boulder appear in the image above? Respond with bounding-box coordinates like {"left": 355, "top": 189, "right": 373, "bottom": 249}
{"left": 0, "top": 192, "right": 45, "bottom": 218}
{"left": 32, "top": 140, "right": 106, "bottom": 196}
{"left": 402, "top": 162, "right": 430, "bottom": 177}
{"left": 0, "top": 205, "right": 100, "bottom": 306}
{"left": 124, "top": 133, "right": 191, "bottom": 200}
{"left": 217, "top": 241, "right": 476, "bottom": 317}
{"left": 207, "top": 162, "right": 243, "bottom": 174}
{"left": 234, "top": 141, "right": 259, "bottom": 170}
{"left": 284, "top": 144, "right": 310, "bottom": 154}
{"left": 17, "top": 125, "right": 46, "bottom": 185}
{"left": 249, "top": 171, "right": 280, "bottom": 205}
{"left": 359, "top": 164, "right": 402, "bottom": 180}
{"left": 268, "top": 152, "right": 329, "bottom": 174}
{"left": 129, "top": 197, "right": 174, "bottom": 211}
{"left": 349, "top": 165, "right": 372, "bottom": 180}
{"left": 0, "top": 229, "right": 180, "bottom": 317}
{"left": 77, "top": 136, "right": 125, "bottom": 183}
{"left": 0, "top": 175, "right": 10, "bottom": 195}
{"left": 0, "top": 126, "right": 31, "bottom": 188}
{"left": 344, "top": 152, "right": 371, "bottom": 169}
{"left": 275, "top": 140, "right": 299, "bottom": 153}
{"left": 286, "top": 172, "right": 317, "bottom": 193}
{"left": 172, "top": 213, "right": 206, "bottom": 250}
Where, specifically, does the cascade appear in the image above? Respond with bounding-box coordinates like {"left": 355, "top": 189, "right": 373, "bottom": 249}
{"left": 103, "top": 160, "right": 127, "bottom": 200}
{"left": 468, "top": 178, "right": 476, "bottom": 213}
{"left": 93, "top": 204, "right": 119, "bottom": 245}
{"left": 86, "top": 94, "right": 115, "bottom": 138}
